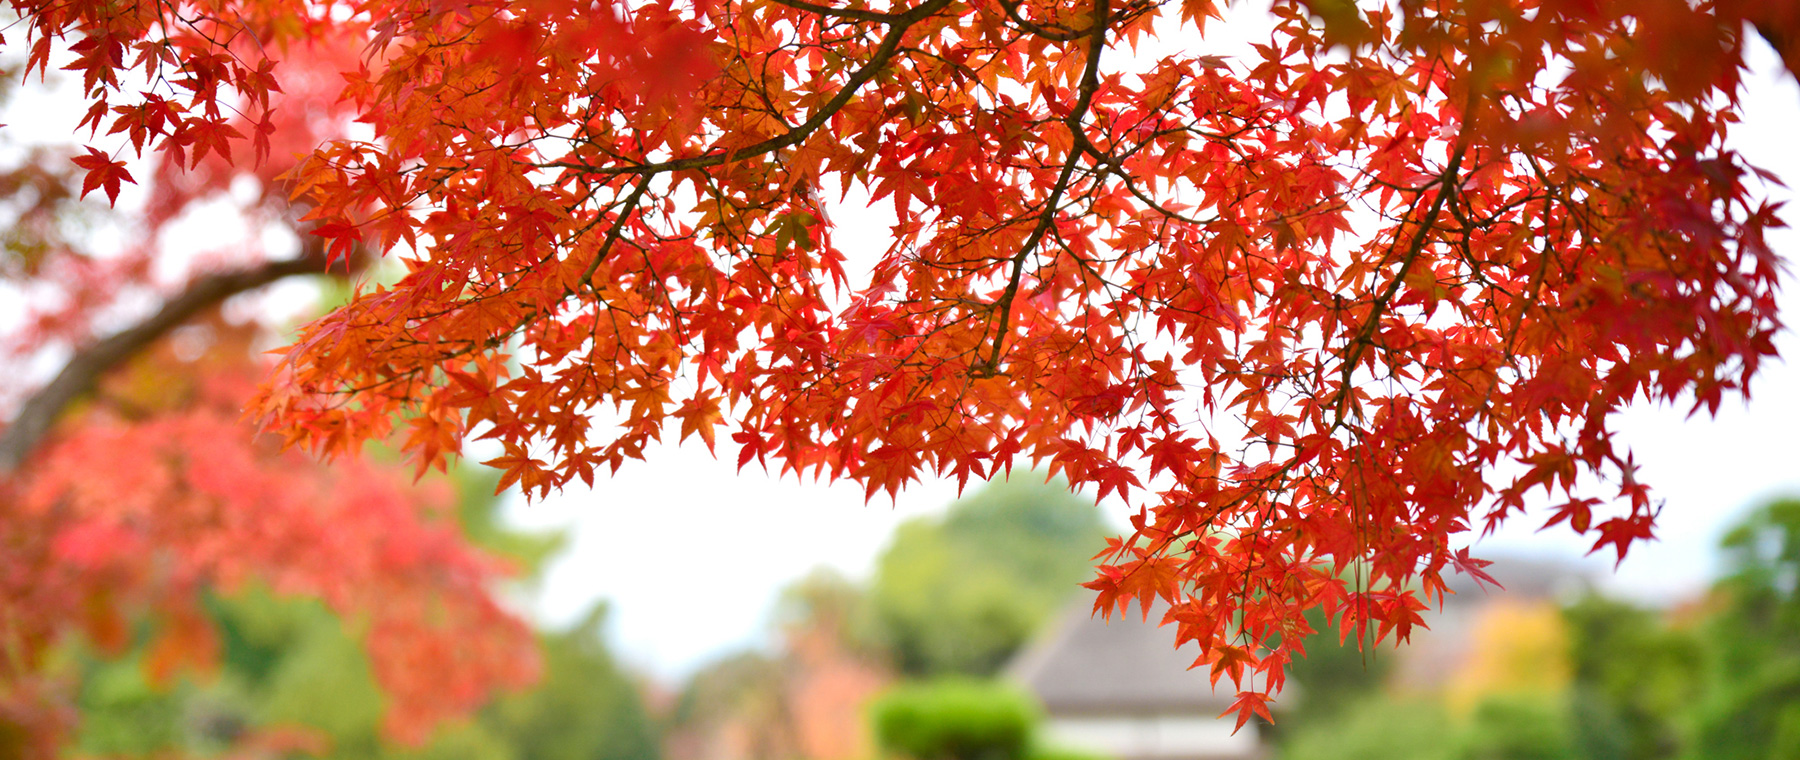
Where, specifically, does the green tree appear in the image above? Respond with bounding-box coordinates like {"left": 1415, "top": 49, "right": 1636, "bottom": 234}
{"left": 1279, "top": 698, "right": 1455, "bottom": 760}
{"left": 772, "top": 568, "right": 882, "bottom": 659}
{"left": 1688, "top": 497, "right": 1800, "bottom": 760}
{"left": 867, "top": 476, "right": 1106, "bottom": 676}
{"left": 665, "top": 651, "right": 793, "bottom": 760}
{"left": 484, "top": 607, "right": 661, "bottom": 760}
{"left": 72, "top": 586, "right": 415, "bottom": 760}
{"left": 1279, "top": 498, "right": 1800, "bottom": 760}
{"left": 1558, "top": 596, "right": 1701, "bottom": 760}
{"left": 1281, "top": 608, "right": 1395, "bottom": 727}
{"left": 1457, "top": 695, "right": 1578, "bottom": 760}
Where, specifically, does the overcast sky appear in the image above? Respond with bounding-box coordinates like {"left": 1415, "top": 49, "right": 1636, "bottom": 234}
{"left": 509, "top": 34, "right": 1800, "bottom": 682}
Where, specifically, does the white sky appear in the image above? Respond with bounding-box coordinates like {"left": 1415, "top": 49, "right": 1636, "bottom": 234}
{"left": 509, "top": 35, "right": 1800, "bottom": 682}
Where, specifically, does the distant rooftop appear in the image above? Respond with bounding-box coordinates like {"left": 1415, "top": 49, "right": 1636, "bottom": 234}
{"left": 1007, "top": 596, "right": 1239, "bottom": 715}
{"left": 1008, "top": 556, "right": 1590, "bottom": 715}
{"left": 1442, "top": 553, "right": 1596, "bottom": 602}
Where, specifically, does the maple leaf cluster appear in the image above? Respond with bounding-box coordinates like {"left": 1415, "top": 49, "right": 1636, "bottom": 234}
{"left": 12, "top": 0, "right": 1798, "bottom": 729}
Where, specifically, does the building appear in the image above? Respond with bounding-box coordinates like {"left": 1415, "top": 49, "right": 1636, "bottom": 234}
{"left": 1006, "top": 598, "right": 1265, "bottom": 760}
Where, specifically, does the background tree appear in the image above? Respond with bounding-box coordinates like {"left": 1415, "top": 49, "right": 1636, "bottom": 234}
{"left": 0, "top": 38, "right": 544, "bottom": 756}
{"left": 771, "top": 568, "right": 881, "bottom": 659}
{"left": 666, "top": 652, "right": 797, "bottom": 760}
{"left": 56, "top": 465, "right": 660, "bottom": 760}
{"left": 1560, "top": 596, "right": 1701, "bottom": 760}
{"left": 485, "top": 606, "right": 662, "bottom": 760}
{"left": 0, "top": 314, "right": 541, "bottom": 756}
{"left": 1278, "top": 698, "right": 1455, "bottom": 760}
{"left": 1278, "top": 608, "right": 1395, "bottom": 727}
{"left": 868, "top": 476, "right": 1106, "bottom": 676}
{"left": 1687, "top": 497, "right": 1800, "bottom": 760}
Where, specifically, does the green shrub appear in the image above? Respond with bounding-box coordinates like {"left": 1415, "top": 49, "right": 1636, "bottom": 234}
{"left": 870, "top": 679, "right": 1040, "bottom": 760}
{"left": 1022, "top": 745, "right": 1107, "bottom": 760}
{"left": 1459, "top": 694, "right": 1578, "bottom": 760}
{"left": 1280, "top": 697, "right": 1456, "bottom": 760}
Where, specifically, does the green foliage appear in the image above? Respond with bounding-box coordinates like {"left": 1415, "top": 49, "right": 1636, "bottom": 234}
{"left": 1688, "top": 497, "right": 1800, "bottom": 760}
{"left": 485, "top": 606, "right": 659, "bottom": 760}
{"left": 1457, "top": 694, "right": 1577, "bottom": 760}
{"left": 868, "top": 476, "right": 1106, "bottom": 676}
{"left": 869, "top": 679, "right": 1039, "bottom": 760}
{"left": 1560, "top": 596, "right": 1700, "bottom": 760}
{"left": 252, "top": 607, "right": 384, "bottom": 743}
{"left": 221, "top": 590, "right": 391, "bottom": 760}
{"left": 70, "top": 587, "right": 394, "bottom": 760}
{"left": 664, "top": 650, "right": 791, "bottom": 760}
{"left": 1282, "top": 607, "right": 1394, "bottom": 725}
{"left": 72, "top": 652, "right": 191, "bottom": 756}
{"left": 1019, "top": 746, "right": 1107, "bottom": 760}
{"left": 667, "top": 650, "right": 786, "bottom": 730}
{"left": 1279, "top": 698, "right": 1456, "bottom": 760}
{"left": 772, "top": 567, "right": 881, "bottom": 656}
{"left": 1281, "top": 693, "right": 1578, "bottom": 760}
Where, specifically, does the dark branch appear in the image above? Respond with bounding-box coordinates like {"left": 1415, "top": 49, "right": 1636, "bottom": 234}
{"left": 0, "top": 257, "right": 323, "bottom": 474}
{"left": 979, "top": 0, "right": 1110, "bottom": 373}
{"left": 546, "top": 0, "right": 955, "bottom": 178}
{"left": 767, "top": 0, "right": 896, "bottom": 23}
{"left": 1330, "top": 126, "right": 1473, "bottom": 427}
{"left": 1753, "top": 18, "right": 1800, "bottom": 86}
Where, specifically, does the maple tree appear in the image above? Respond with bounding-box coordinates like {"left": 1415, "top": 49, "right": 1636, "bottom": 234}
{"left": 0, "top": 34, "right": 536, "bottom": 758}
{"left": 10, "top": 0, "right": 1800, "bottom": 729}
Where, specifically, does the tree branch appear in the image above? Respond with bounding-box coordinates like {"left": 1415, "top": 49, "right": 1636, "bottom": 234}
{"left": 1752, "top": 14, "right": 1800, "bottom": 85}
{"left": 546, "top": 0, "right": 955, "bottom": 178}
{"left": 767, "top": 0, "right": 896, "bottom": 23}
{"left": 978, "top": 0, "right": 1110, "bottom": 374}
{"left": 0, "top": 257, "right": 323, "bottom": 474}
{"left": 1329, "top": 129, "right": 1472, "bottom": 428}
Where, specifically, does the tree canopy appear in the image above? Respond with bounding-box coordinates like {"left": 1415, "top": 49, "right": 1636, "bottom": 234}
{"left": 8, "top": 0, "right": 1800, "bottom": 727}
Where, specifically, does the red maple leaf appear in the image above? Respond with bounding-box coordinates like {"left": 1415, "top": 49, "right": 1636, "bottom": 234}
{"left": 70, "top": 147, "right": 134, "bottom": 205}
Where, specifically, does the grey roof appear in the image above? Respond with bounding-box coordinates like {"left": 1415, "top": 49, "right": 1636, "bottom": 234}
{"left": 1007, "top": 596, "right": 1240, "bottom": 714}
{"left": 1441, "top": 553, "right": 1596, "bottom": 602}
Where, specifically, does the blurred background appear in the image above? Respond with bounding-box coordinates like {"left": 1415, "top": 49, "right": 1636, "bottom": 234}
{"left": 4, "top": 8, "right": 1800, "bottom": 760}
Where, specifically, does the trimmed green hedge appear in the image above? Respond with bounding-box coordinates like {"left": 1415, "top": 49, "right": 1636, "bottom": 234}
{"left": 870, "top": 679, "right": 1040, "bottom": 760}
